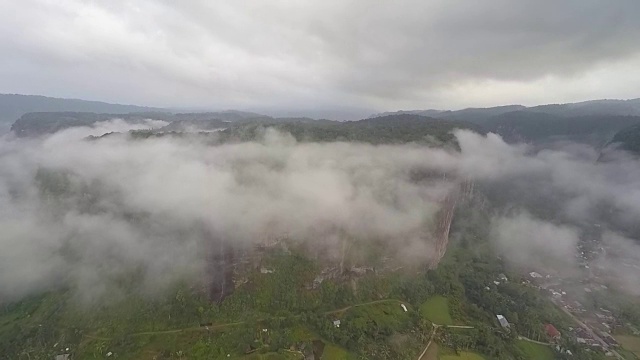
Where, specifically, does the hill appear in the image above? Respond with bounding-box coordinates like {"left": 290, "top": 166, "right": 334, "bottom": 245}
{"left": 527, "top": 98, "right": 640, "bottom": 118}
{"left": 0, "top": 94, "right": 162, "bottom": 132}
{"left": 187, "top": 114, "right": 483, "bottom": 148}
{"left": 482, "top": 112, "right": 640, "bottom": 145}
{"left": 10, "top": 111, "right": 171, "bottom": 137}
{"left": 372, "top": 99, "right": 640, "bottom": 145}
{"left": 10, "top": 110, "right": 273, "bottom": 137}
{"left": 373, "top": 99, "right": 640, "bottom": 123}
{"left": 602, "top": 123, "right": 640, "bottom": 156}
{"left": 373, "top": 105, "right": 526, "bottom": 124}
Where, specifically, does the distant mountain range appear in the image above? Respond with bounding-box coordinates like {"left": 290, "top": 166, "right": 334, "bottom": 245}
{"left": 5, "top": 94, "right": 640, "bottom": 152}
{"left": 0, "top": 94, "right": 164, "bottom": 132}
{"left": 373, "top": 99, "right": 640, "bottom": 146}
{"left": 372, "top": 98, "right": 640, "bottom": 121}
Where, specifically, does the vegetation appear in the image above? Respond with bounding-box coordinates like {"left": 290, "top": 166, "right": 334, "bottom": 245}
{"left": 484, "top": 112, "right": 640, "bottom": 144}
{"left": 420, "top": 296, "right": 454, "bottom": 325}
{"left": 615, "top": 335, "right": 640, "bottom": 359}
{"left": 1, "top": 153, "right": 616, "bottom": 360}
{"left": 439, "top": 347, "right": 486, "bottom": 360}
{"left": 321, "top": 344, "right": 355, "bottom": 360}
{"left": 440, "top": 352, "right": 486, "bottom": 360}
{"left": 516, "top": 340, "right": 554, "bottom": 360}
{"left": 608, "top": 123, "right": 640, "bottom": 155}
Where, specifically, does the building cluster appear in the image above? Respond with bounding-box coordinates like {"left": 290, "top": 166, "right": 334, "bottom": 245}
{"left": 522, "top": 263, "right": 626, "bottom": 357}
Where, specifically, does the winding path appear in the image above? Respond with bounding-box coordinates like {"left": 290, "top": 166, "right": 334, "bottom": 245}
{"left": 418, "top": 325, "right": 439, "bottom": 360}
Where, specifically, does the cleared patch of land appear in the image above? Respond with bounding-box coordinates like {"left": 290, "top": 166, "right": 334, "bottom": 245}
{"left": 244, "top": 351, "right": 303, "bottom": 359}
{"left": 516, "top": 339, "right": 554, "bottom": 360}
{"left": 617, "top": 348, "right": 638, "bottom": 360}
{"left": 615, "top": 335, "right": 640, "bottom": 358}
{"left": 421, "top": 341, "right": 439, "bottom": 360}
{"left": 420, "top": 296, "right": 453, "bottom": 325}
{"left": 439, "top": 351, "right": 485, "bottom": 360}
{"left": 321, "top": 344, "right": 354, "bottom": 360}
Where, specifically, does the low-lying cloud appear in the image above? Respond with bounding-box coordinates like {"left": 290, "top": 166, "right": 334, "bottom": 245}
{"left": 0, "top": 125, "right": 457, "bottom": 302}
{"left": 1, "top": 124, "right": 640, "bottom": 303}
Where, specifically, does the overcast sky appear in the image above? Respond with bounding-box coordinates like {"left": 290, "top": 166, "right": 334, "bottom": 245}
{"left": 1, "top": 0, "right": 640, "bottom": 117}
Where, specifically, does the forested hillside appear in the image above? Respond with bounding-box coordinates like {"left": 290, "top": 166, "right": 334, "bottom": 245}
{"left": 0, "top": 94, "right": 161, "bottom": 132}
{"left": 0, "top": 186, "right": 606, "bottom": 360}
{"left": 607, "top": 123, "right": 640, "bottom": 155}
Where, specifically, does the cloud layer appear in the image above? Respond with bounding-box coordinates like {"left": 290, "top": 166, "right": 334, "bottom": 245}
{"left": 0, "top": 124, "right": 457, "bottom": 301}
{"left": 1, "top": 1, "right": 640, "bottom": 113}
{"left": 2, "top": 122, "right": 640, "bottom": 302}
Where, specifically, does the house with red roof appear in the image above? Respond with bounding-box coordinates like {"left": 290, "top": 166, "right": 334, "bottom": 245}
{"left": 545, "top": 323, "right": 561, "bottom": 341}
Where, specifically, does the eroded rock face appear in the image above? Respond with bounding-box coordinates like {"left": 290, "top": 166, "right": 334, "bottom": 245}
{"left": 428, "top": 180, "right": 474, "bottom": 269}
{"left": 201, "top": 176, "right": 472, "bottom": 299}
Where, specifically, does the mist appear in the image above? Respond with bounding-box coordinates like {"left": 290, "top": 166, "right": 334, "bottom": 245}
{"left": 1, "top": 122, "right": 640, "bottom": 303}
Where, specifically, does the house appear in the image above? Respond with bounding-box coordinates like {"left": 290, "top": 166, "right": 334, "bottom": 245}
{"left": 545, "top": 324, "right": 561, "bottom": 341}
{"left": 496, "top": 315, "right": 510, "bottom": 329}
{"left": 333, "top": 320, "right": 341, "bottom": 328}
{"left": 529, "top": 272, "right": 543, "bottom": 278}
{"left": 498, "top": 274, "right": 508, "bottom": 282}
{"left": 400, "top": 304, "right": 408, "bottom": 312}
{"left": 55, "top": 355, "right": 70, "bottom": 360}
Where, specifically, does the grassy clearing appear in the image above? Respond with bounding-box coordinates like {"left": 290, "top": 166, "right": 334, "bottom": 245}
{"left": 344, "top": 301, "right": 413, "bottom": 335}
{"left": 618, "top": 348, "right": 639, "bottom": 360}
{"left": 243, "top": 351, "right": 303, "bottom": 359}
{"left": 438, "top": 346, "right": 485, "bottom": 360}
{"left": 439, "top": 351, "right": 485, "bottom": 360}
{"left": 516, "top": 339, "right": 554, "bottom": 360}
{"left": 616, "top": 335, "right": 640, "bottom": 358}
{"left": 321, "top": 344, "right": 355, "bottom": 360}
{"left": 420, "top": 296, "right": 453, "bottom": 325}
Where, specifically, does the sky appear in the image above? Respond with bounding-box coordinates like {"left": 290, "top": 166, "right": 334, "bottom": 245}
{"left": 1, "top": 0, "right": 640, "bottom": 117}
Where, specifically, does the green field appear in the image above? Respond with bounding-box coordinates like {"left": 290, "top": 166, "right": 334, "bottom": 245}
{"left": 421, "top": 341, "right": 439, "bottom": 360}
{"left": 618, "top": 349, "right": 639, "bottom": 360}
{"left": 440, "top": 351, "right": 485, "bottom": 360}
{"left": 516, "top": 340, "right": 554, "bottom": 360}
{"left": 321, "top": 344, "right": 355, "bottom": 360}
{"left": 616, "top": 335, "right": 640, "bottom": 359}
{"left": 420, "top": 296, "right": 453, "bottom": 325}
{"left": 243, "top": 351, "right": 303, "bottom": 359}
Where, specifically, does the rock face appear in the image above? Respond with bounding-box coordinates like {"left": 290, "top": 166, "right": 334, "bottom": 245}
{"left": 206, "top": 239, "right": 236, "bottom": 303}
{"left": 201, "top": 179, "right": 474, "bottom": 301}
{"left": 428, "top": 180, "right": 474, "bottom": 269}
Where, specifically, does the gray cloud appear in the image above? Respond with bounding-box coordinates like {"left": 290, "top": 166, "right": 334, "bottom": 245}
{"left": 1, "top": 1, "right": 640, "bottom": 113}
{"left": 454, "top": 129, "right": 640, "bottom": 293}
{"left": 0, "top": 124, "right": 458, "bottom": 301}
{"left": 491, "top": 211, "right": 580, "bottom": 272}
{"left": 2, "top": 124, "right": 640, "bottom": 302}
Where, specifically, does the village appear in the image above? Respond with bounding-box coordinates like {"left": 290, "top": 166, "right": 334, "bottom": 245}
{"left": 517, "top": 230, "right": 640, "bottom": 359}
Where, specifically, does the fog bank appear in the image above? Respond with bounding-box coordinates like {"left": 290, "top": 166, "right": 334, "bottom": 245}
{"left": 1, "top": 123, "right": 640, "bottom": 302}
